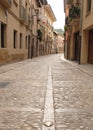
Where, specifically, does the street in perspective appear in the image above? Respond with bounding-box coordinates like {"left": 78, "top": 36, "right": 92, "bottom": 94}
{"left": 0, "top": 0, "right": 93, "bottom": 129}
{"left": 0, "top": 54, "right": 93, "bottom": 130}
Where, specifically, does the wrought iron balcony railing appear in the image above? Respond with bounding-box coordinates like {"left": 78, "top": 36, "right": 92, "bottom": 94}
{"left": 47, "top": 36, "right": 53, "bottom": 42}
{"left": 36, "top": 0, "right": 47, "bottom": 7}
{"left": 69, "top": 5, "right": 80, "bottom": 19}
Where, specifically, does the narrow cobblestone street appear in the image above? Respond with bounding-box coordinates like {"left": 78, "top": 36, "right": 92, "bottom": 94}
{"left": 0, "top": 54, "right": 93, "bottom": 130}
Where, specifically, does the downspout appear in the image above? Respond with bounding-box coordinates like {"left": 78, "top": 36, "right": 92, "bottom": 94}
{"left": 30, "top": 0, "right": 33, "bottom": 58}
{"left": 79, "top": 0, "right": 83, "bottom": 64}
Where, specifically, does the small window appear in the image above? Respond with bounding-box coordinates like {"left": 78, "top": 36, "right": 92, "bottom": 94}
{"left": 20, "top": 33, "right": 23, "bottom": 49}
{"left": 1, "top": 24, "right": 6, "bottom": 48}
{"left": 13, "top": 30, "right": 17, "bottom": 48}
{"left": 87, "top": 0, "right": 91, "bottom": 12}
{"left": 32, "top": 16, "right": 34, "bottom": 25}
{"left": 25, "top": 36, "right": 27, "bottom": 49}
{"left": 29, "top": 8, "right": 30, "bottom": 12}
{"left": 25, "top": 2, "right": 27, "bottom": 9}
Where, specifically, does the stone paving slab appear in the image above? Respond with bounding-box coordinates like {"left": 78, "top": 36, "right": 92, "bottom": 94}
{"left": 0, "top": 110, "right": 42, "bottom": 130}
{"left": 55, "top": 110, "right": 93, "bottom": 130}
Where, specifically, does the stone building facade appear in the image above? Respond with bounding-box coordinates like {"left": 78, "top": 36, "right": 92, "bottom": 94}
{"left": 52, "top": 31, "right": 58, "bottom": 54}
{"left": 57, "top": 34, "right": 64, "bottom": 53}
{"left": 31, "top": 0, "right": 48, "bottom": 57}
{"left": 64, "top": 0, "right": 93, "bottom": 64}
{"left": 36, "top": 4, "right": 56, "bottom": 56}
{"left": 64, "top": 0, "right": 81, "bottom": 62}
{"left": 0, "top": 0, "right": 56, "bottom": 65}
{"left": 52, "top": 31, "right": 64, "bottom": 54}
{"left": 44, "top": 4, "right": 56, "bottom": 55}
{"left": 80, "top": 0, "right": 93, "bottom": 64}
{"left": 0, "top": 0, "right": 30, "bottom": 64}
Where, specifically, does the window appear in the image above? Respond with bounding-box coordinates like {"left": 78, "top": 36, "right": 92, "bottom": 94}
{"left": 32, "top": 16, "right": 34, "bottom": 25}
{"left": 25, "top": 36, "right": 27, "bottom": 49}
{"left": 87, "top": 0, "right": 91, "bottom": 12}
{"left": 25, "top": 2, "right": 27, "bottom": 10}
{"left": 8, "top": 0, "right": 12, "bottom": 5}
{"left": 20, "top": 33, "right": 23, "bottom": 49}
{"left": 13, "top": 30, "right": 17, "bottom": 48}
{"left": 29, "top": 8, "right": 30, "bottom": 13}
{"left": 1, "top": 24, "right": 6, "bottom": 48}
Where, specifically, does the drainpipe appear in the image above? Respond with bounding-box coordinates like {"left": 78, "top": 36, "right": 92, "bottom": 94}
{"left": 30, "top": 1, "right": 33, "bottom": 58}
{"left": 79, "top": 0, "right": 83, "bottom": 64}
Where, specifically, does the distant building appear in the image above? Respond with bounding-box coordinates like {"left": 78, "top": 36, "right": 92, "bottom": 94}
{"left": 57, "top": 34, "right": 64, "bottom": 53}
{"left": 52, "top": 31, "right": 58, "bottom": 54}
{"left": 44, "top": 4, "right": 56, "bottom": 55}
{"left": 52, "top": 31, "right": 64, "bottom": 54}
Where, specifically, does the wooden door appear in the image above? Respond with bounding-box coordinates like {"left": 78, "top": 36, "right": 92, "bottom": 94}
{"left": 88, "top": 29, "right": 93, "bottom": 64}
{"left": 74, "top": 31, "right": 80, "bottom": 61}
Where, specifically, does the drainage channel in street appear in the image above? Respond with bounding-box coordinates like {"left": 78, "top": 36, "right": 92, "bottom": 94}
{"left": 42, "top": 66, "right": 55, "bottom": 130}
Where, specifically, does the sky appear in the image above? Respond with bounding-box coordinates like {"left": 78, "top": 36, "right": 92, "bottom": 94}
{"left": 47, "top": 0, "right": 65, "bottom": 30}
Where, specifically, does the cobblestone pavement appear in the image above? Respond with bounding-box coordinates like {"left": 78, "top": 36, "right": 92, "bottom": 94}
{"left": 0, "top": 54, "right": 93, "bottom": 130}
{"left": 0, "top": 57, "right": 49, "bottom": 130}
{"left": 52, "top": 55, "right": 93, "bottom": 130}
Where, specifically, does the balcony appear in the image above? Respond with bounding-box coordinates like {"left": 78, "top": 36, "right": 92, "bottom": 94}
{"left": 20, "top": 6, "right": 27, "bottom": 23}
{"left": 37, "top": 13, "right": 47, "bottom": 25}
{"left": 27, "top": 15, "right": 31, "bottom": 26}
{"left": 41, "top": 0, "right": 47, "bottom": 5}
{"left": 37, "top": 29, "right": 42, "bottom": 41}
{"left": 69, "top": 6, "right": 80, "bottom": 18}
{"left": 69, "top": 5, "right": 80, "bottom": 25}
{"left": 25, "top": 14, "right": 31, "bottom": 27}
{"left": 65, "top": 17, "right": 69, "bottom": 25}
{"left": 36, "top": 0, "right": 47, "bottom": 7}
{"left": 0, "top": 0, "right": 12, "bottom": 8}
{"left": 67, "top": 0, "right": 81, "bottom": 5}
{"left": 47, "top": 36, "right": 53, "bottom": 42}
{"left": 36, "top": 0, "right": 42, "bottom": 7}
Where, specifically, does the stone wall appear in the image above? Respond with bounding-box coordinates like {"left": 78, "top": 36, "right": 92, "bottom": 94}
{"left": 0, "top": 49, "right": 28, "bottom": 65}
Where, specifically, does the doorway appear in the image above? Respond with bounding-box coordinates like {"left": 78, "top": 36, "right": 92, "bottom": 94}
{"left": 28, "top": 35, "right": 31, "bottom": 58}
{"left": 31, "top": 38, "right": 34, "bottom": 59}
{"left": 88, "top": 29, "right": 93, "bottom": 64}
{"left": 74, "top": 31, "right": 80, "bottom": 61}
